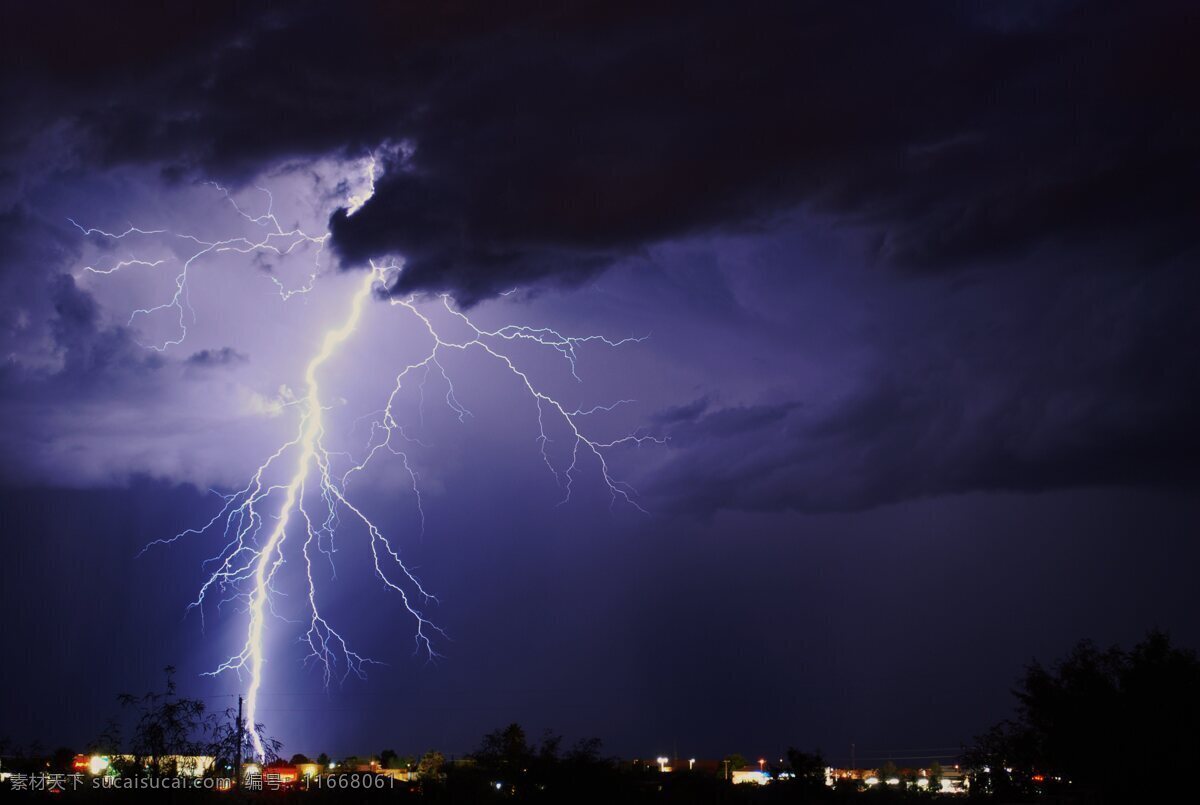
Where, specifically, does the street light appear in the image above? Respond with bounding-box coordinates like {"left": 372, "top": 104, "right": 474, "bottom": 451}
{"left": 657, "top": 757, "right": 669, "bottom": 773}
{"left": 758, "top": 758, "right": 766, "bottom": 772}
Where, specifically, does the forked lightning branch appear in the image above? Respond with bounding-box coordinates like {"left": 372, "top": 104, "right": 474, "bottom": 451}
{"left": 72, "top": 164, "right": 660, "bottom": 759}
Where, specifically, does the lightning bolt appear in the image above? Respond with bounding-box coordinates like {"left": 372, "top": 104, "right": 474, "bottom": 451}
{"left": 69, "top": 182, "right": 328, "bottom": 351}
{"left": 235, "top": 267, "right": 377, "bottom": 759}
{"left": 75, "top": 163, "right": 662, "bottom": 759}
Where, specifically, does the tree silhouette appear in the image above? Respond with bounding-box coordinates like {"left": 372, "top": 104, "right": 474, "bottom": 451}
{"left": 206, "top": 705, "right": 281, "bottom": 771}
{"left": 927, "top": 760, "right": 942, "bottom": 791}
{"left": 785, "top": 747, "right": 827, "bottom": 793}
{"left": 115, "top": 666, "right": 208, "bottom": 776}
{"left": 970, "top": 630, "right": 1200, "bottom": 801}
{"left": 112, "top": 666, "right": 281, "bottom": 777}
{"left": 417, "top": 750, "right": 445, "bottom": 779}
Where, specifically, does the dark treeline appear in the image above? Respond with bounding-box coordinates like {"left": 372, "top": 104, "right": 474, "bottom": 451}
{"left": 3, "top": 631, "right": 1198, "bottom": 803}
{"left": 966, "top": 629, "right": 1200, "bottom": 803}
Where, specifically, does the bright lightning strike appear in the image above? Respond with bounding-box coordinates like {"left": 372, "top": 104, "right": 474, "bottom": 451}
{"left": 76, "top": 166, "right": 660, "bottom": 759}
{"left": 69, "top": 182, "right": 328, "bottom": 351}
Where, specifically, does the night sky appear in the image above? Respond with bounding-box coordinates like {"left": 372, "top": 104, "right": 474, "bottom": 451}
{"left": 1, "top": 1, "right": 1198, "bottom": 764}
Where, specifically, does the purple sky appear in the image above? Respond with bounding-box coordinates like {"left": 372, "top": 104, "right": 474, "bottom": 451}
{"left": 1, "top": 0, "right": 1198, "bottom": 763}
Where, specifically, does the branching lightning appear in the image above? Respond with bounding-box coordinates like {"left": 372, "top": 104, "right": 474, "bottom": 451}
{"left": 73, "top": 165, "right": 660, "bottom": 758}
{"left": 70, "top": 182, "right": 327, "bottom": 351}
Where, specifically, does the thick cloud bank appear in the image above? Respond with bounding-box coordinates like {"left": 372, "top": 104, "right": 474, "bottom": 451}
{"left": 3, "top": 1, "right": 1195, "bottom": 302}
{"left": 0, "top": 1, "right": 1196, "bottom": 510}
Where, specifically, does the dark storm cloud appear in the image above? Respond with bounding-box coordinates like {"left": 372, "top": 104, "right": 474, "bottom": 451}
{"left": 650, "top": 396, "right": 712, "bottom": 426}
{"left": 0, "top": 203, "right": 166, "bottom": 483}
{"left": 2, "top": 1, "right": 1196, "bottom": 301}
{"left": 184, "top": 347, "right": 247, "bottom": 368}
{"left": 49, "top": 274, "right": 165, "bottom": 382}
{"left": 0, "top": 204, "right": 155, "bottom": 383}
{"left": 0, "top": 206, "right": 73, "bottom": 348}
{"left": 650, "top": 259, "right": 1200, "bottom": 514}
{"left": 1, "top": 1, "right": 1197, "bottom": 505}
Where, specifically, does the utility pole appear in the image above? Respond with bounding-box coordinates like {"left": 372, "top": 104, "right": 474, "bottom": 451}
{"left": 235, "top": 696, "right": 244, "bottom": 789}
{"left": 851, "top": 742, "right": 855, "bottom": 774}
